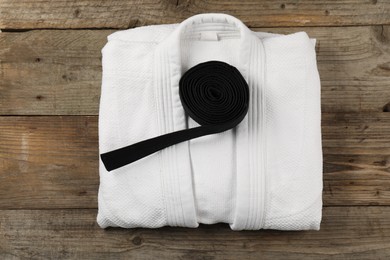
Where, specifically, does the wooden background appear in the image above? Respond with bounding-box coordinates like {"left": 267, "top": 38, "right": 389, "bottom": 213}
{"left": 1, "top": 0, "right": 390, "bottom": 259}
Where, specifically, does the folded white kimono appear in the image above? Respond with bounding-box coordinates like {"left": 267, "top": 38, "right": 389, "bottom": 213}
{"left": 98, "top": 13, "right": 323, "bottom": 230}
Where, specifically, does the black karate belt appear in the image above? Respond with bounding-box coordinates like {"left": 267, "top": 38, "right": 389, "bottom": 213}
{"left": 101, "top": 60, "right": 249, "bottom": 171}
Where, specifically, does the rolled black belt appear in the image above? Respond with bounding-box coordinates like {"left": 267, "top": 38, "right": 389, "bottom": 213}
{"left": 101, "top": 60, "right": 250, "bottom": 171}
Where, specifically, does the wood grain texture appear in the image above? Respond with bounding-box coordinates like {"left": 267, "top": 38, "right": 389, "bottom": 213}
{"left": 0, "top": 0, "right": 389, "bottom": 29}
{"left": 1, "top": 207, "right": 390, "bottom": 259}
{"left": 0, "top": 114, "right": 389, "bottom": 209}
{"left": 1, "top": 26, "right": 390, "bottom": 115}
{"left": 0, "top": 116, "right": 98, "bottom": 209}
{"left": 0, "top": 30, "right": 109, "bottom": 116}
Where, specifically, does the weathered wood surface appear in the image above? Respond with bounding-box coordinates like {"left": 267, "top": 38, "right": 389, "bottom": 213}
{"left": 0, "top": 30, "right": 107, "bottom": 116}
{"left": 0, "top": 116, "right": 98, "bottom": 209}
{"left": 0, "top": 0, "right": 389, "bottom": 29}
{"left": 1, "top": 26, "right": 390, "bottom": 115}
{"left": 1, "top": 207, "right": 390, "bottom": 259}
{"left": 0, "top": 1, "right": 389, "bottom": 258}
{"left": 0, "top": 114, "right": 389, "bottom": 209}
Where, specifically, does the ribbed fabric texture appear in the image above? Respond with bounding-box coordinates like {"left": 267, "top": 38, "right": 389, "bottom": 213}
{"left": 97, "top": 13, "right": 323, "bottom": 230}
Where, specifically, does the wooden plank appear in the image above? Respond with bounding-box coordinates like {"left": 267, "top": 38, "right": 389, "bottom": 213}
{"left": 0, "top": 0, "right": 389, "bottom": 29}
{"left": 1, "top": 207, "right": 390, "bottom": 259}
{"left": 1, "top": 26, "right": 389, "bottom": 115}
{"left": 0, "top": 114, "right": 389, "bottom": 209}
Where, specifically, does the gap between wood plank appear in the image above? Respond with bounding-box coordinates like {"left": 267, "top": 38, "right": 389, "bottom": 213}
{"left": 1, "top": 205, "right": 390, "bottom": 211}
{"left": 1, "top": 24, "right": 389, "bottom": 32}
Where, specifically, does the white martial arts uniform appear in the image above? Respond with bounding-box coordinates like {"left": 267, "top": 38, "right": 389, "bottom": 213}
{"left": 98, "top": 13, "right": 323, "bottom": 230}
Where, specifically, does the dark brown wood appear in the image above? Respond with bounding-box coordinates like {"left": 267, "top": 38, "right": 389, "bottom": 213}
{"left": 1, "top": 26, "right": 390, "bottom": 115}
{"left": 1, "top": 207, "right": 390, "bottom": 259}
{"left": 0, "top": 0, "right": 389, "bottom": 29}
{"left": 0, "top": 114, "right": 389, "bottom": 209}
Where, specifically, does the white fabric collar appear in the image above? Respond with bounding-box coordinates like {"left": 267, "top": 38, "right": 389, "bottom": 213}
{"left": 157, "top": 13, "right": 263, "bottom": 82}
